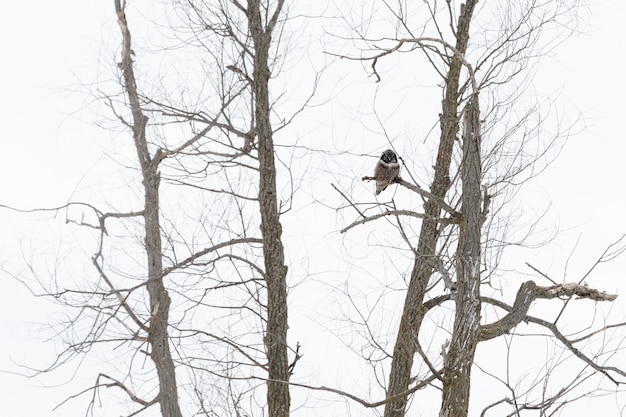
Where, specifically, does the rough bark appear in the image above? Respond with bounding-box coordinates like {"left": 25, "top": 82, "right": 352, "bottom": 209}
{"left": 247, "top": 1, "right": 291, "bottom": 417}
{"left": 383, "top": 2, "right": 478, "bottom": 417}
{"left": 114, "top": 2, "right": 182, "bottom": 416}
{"left": 439, "top": 96, "right": 482, "bottom": 417}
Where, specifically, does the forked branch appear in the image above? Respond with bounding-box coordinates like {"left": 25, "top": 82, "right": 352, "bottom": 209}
{"left": 481, "top": 281, "right": 622, "bottom": 385}
{"left": 480, "top": 280, "right": 618, "bottom": 342}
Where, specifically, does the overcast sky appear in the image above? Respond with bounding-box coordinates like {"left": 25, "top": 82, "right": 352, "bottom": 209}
{"left": 1, "top": 1, "right": 625, "bottom": 416}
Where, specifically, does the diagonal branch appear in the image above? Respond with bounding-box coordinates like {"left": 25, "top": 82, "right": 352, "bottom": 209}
{"left": 98, "top": 373, "right": 157, "bottom": 407}
{"left": 480, "top": 281, "right": 618, "bottom": 342}
{"left": 480, "top": 281, "right": 623, "bottom": 385}
{"left": 162, "top": 237, "right": 263, "bottom": 277}
{"left": 176, "top": 327, "right": 267, "bottom": 370}
{"left": 92, "top": 255, "right": 148, "bottom": 333}
{"left": 341, "top": 209, "right": 459, "bottom": 234}
{"left": 332, "top": 183, "right": 366, "bottom": 219}
{"left": 361, "top": 176, "right": 461, "bottom": 218}
{"left": 266, "top": 374, "right": 438, "bottom": 409}
{"left": 53, "top": 372, "right": 158, "bottom": 413}
{"left": 523, "top": 315, "right": 626, "bottom": 385}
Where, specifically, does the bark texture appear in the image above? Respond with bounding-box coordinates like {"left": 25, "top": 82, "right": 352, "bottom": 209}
{"left": 383, "top": 2, "right": 478, "bottom": 417}
{"left": 114, "top": 2, "right": 182, "bottom": 416}
{"left": 439, "top": 96, "right": 482, "bottom": 417}
{"left": 247, "top": 1, "right": 291, "bottom": 417}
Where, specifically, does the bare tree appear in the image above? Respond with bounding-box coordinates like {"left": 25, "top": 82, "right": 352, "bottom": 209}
{"left": 110, "top": 0, "right": 294, "bottom": 414}
{"left": 329, "top": 1, "right": 625, "bottom": 416}
{"left": 1, "top": 1, "right": 297, "bottom": 416}
{"left": 114, "top": 2, "right": 183, "bottom": 415}
{"left": 2, "top": 1, "right": 624, "bottom": 417}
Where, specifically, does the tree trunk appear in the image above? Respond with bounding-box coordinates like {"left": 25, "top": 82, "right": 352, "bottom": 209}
{"left": 383, "top": 2, "right": 478, "bottom": 417}
{"left": 115, "top": 2, "right": 183, "bottom": 416}
{"left": 247, "top": 2, "right": 291, "bottom": 417}
{"left": 439, "top": 96, "right": 482, "bottom": 417}
{"left": 144, "top": 166, "right": 182, "bottom": 417}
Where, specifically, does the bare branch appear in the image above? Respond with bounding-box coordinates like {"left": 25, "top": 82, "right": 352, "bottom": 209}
{"left": 360, "top": 176, "right": 461, "bottom": 218}
{"left": 525, "top": 262, "right": 558, "bottom": 285}
{"left": 341, "top": 209, "right": 458, "bottom": 234}
{"left": 53, "top": 373, "right": 158, "bottom": 413}
{"left": 331, "top": 183, "right": 366, "bottom": 219}
{"left": 175, "top": 327, "right": 268, "bottom": 370}
{"left": 327, "top": 36, "right": 478, "bottom": 93}
{"left": 280, "top": 374, "right": 438, "bottom": 409}
{"left": 480, "top": 280, "right": 618, "bottom": 342}
{"left": 162, "top": 237, "right": 263, "bottom": 277}
{"left": 98, "top": 373, "right": 157, "bottom": 407}
{"left": 92, "top": 255, "right": 148, "bottom": 333}
{"left": 524, "top": 315, "right": 626, "bottom": 385}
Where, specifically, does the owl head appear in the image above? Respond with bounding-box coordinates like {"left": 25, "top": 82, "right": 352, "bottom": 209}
{"left": 380, "top": 149, "right": 398, "bottom": 164}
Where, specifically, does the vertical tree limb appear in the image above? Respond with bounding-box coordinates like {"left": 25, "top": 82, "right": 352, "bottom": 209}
{"left": 114, "top": 2, "right": 182, "bottom": 416}
{"left": 383, "top": 2, "right": 478, "bottom": 416}
{"left": 247, "top": 1, "right": 291, "bottom": 416}
{"left": 439, "top": 94, "right": 482, "bottom": 417}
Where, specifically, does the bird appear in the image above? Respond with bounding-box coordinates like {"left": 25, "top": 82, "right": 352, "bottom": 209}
{"left": 374, "top": 149, "right": 400, "bottom": 195}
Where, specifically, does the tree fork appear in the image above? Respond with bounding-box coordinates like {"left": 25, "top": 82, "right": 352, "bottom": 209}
{"left": 383, "top": 2, "right": 479, "bottom": 417}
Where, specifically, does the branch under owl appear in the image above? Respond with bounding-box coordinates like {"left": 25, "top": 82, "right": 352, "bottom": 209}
{"left": 361, "top": 176, "right": 461, "bottom": 218}
{"left": 340, "top": 209, "right": 459, "bottom": 234}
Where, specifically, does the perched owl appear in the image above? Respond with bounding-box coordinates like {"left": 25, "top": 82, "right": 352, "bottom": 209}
{"left": 374, "top": 149, "right": 400, "bottom": 195}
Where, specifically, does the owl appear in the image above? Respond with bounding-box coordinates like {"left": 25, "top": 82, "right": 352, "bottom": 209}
{"left": 374, "top": 149, "right": 400, "bottom": 195}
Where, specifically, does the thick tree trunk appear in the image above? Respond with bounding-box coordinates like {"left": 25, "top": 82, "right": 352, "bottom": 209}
{"left": 115, "top": 2, "right": 183, "bottom": 416}
{"left": 247, "top": 2, "right": 291, "bottom": 417}
{"left": 383, "top": 2, "right": 478, "bottom": 417}
{"left": 144, "top": 168, "right": 182, "bottom": 417}
{"left": 439, "top": 96, "right": 482, "bottom": 417}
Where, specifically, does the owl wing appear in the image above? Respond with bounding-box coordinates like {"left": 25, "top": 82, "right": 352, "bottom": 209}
{"left": 374, "top": 162, "right": 395, "bottom": 195}
{"left": 374, "top": 162, "right": 401, "bottom": 195}
{"left": 375, "top": 180, "right": 388, "bottom": 195}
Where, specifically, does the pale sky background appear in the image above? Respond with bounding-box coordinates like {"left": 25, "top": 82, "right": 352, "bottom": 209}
{"left": 1, "top": 1, "right": 626, "bottom": 416}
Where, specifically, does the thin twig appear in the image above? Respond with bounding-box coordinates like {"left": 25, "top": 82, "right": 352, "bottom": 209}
{"left": 332, "top": 183, "right": 366, "bottom": 218}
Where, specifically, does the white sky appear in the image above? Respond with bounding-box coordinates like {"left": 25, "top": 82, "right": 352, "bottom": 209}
{"left": 1, "top": 1, "right": 625, "bottom": 416}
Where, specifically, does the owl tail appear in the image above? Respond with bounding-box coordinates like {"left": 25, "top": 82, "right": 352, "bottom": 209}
{"left": 375, "top": 182, "right": 387, "bottom": 195}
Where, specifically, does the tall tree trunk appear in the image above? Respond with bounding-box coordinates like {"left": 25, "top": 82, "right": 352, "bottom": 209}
{"left": 247, "top": 2, "right": 291, "bottom": 417}
{"left": 115, "top": 2, "right": 182, "bottom": 417}
{"left": 144, "top": 165, "right": 182, "bottom": 417}
{"left": 383, "top": 2, "right": 478, "bottom": 417}
{"left": 439, "top": 96, "right": 482, "bottom": 417}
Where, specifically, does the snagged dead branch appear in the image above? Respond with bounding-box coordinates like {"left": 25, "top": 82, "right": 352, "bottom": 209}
{"left": 481, "top": 281, "right": 618, "bottom": 342}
